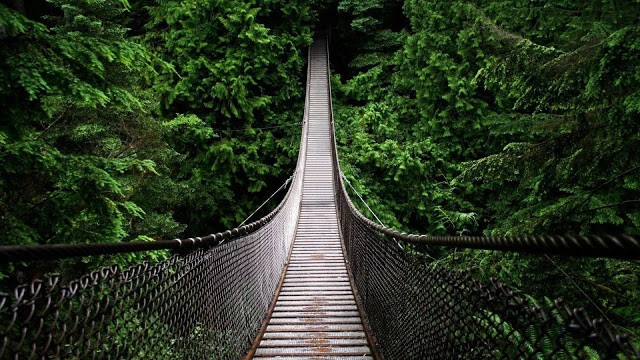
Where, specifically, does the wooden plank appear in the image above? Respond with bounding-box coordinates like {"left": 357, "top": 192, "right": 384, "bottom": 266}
{"left": 251, "top": 38, "right": 375, "bottom": 360}
{"left": 261, "top": 331, "right": 366, "bottom": 339}
{"left": 259, "top": 338, "right": 369, "bottom": 347}
{"left": 254, "top": 346, "right": 371, "bottom": 356}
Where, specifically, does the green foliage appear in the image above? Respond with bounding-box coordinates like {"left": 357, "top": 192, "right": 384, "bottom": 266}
{"left": 0, "top": 0, "right": 313, "bottom": 281}
{"left": 146, "top": 0, "right": 313, "bottom": 231}
{"left": 0, "top": 0, "right": 172, "bottom": 249}
{"left": 333, "top": 0, "right": 477, "bottom": 237}
{"left": 331, "top": 0, "right": 640, "bottom": 338}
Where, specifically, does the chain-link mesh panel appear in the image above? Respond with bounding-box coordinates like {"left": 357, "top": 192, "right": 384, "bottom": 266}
{"left": 0, "top": 116, "right": 306, "bottom": 359}
{"left": 0, "top": 199, "right": 299, "bottom": 359}
{"left": 335, "top": 186, "right": 640, "bottom": 359}
{"left": 0, "top": 161, "right": 304, "bottom": 359}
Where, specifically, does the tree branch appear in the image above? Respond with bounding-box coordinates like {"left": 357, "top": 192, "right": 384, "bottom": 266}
{"left": 580, "top": 199, "right": 640, "bottom": 213}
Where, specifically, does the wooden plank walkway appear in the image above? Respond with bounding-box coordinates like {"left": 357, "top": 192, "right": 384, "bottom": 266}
{"left": 249, "top": 39, "right": 375, "bottom": 359}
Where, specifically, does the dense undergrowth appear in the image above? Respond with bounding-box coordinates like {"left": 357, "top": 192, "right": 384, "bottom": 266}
{"left": 1, "top": 0, "right": 639, "bottom": 342}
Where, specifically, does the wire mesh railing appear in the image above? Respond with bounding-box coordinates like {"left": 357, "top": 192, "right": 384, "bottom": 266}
{"left": 324, "top": 40, "right": 640, "bottom": 358}
{"left": 0, "top": 47, "right": 312, "bottom": 360}
{"left": 0, "top": 228, "right": 292, "bottom": 359}
{"left": 334, "top": 197, "right": 640, "bottom": 358}
{"left": 0, "top": 180, "right": 303, "bottom": 359}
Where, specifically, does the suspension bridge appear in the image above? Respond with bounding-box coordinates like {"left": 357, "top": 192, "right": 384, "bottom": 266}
{"left": 1, "top": 37, "right": 639, "bottom": 359}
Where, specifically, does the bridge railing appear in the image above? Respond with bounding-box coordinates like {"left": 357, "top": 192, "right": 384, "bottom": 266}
{"left": 0, "top": 156, "right": 302, "bottom": 360}
{"left": 325, "top": 40, "right": 640, "bottom": 358}
{"left": 0, "top": 50, "right": 311, "bottom": 360}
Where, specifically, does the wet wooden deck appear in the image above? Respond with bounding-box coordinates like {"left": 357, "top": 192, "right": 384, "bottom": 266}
{"left": 248, "top": 39, "right": 374, "bottom": 359}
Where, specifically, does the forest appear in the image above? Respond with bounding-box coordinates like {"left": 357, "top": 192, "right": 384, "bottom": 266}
{"left": 1, "top": 0, "right": 639, "bottom": 348}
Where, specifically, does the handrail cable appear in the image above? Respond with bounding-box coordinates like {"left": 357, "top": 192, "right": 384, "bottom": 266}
{"left": 342, "top": 171, "right": 440, "bottom": 260}
{"left": 0, "top": 174, "right": 296, "bottom": 263}
{"left": 218, "top": 122, "right": 302, "bottom": 133}
{"left": 338, "top": 188, "right": 640, "bottom": 259}
{"left": 340, "top": 171, "right": 386, "bottom": 227}
{"left": 239, "top": 174, "right": 293, "bottom": 227}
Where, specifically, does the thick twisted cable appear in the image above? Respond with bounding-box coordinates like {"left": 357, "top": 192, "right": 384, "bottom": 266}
{"left": 0, "top": 190, "right": 285, "bottom": 263}
{"left": 344, "top": 202, "right": 640, "bottom": 259}
{"left": 324, "top": 40, "right": 640, "bottom": 260}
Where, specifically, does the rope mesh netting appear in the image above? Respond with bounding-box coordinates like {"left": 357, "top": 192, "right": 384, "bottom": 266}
{"left": 335, "top": 195, "right": 640, "bottom": 358}
{"left": 325, "top": 41, "right": 640, "bottom": 358}
{"left": 0, "top": 167, "right": 304, "bottom": 359}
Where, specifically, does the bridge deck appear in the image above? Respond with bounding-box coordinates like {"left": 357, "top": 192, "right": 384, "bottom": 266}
{"left": 250, "top": 39, "right": 374, "bottom": 359}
